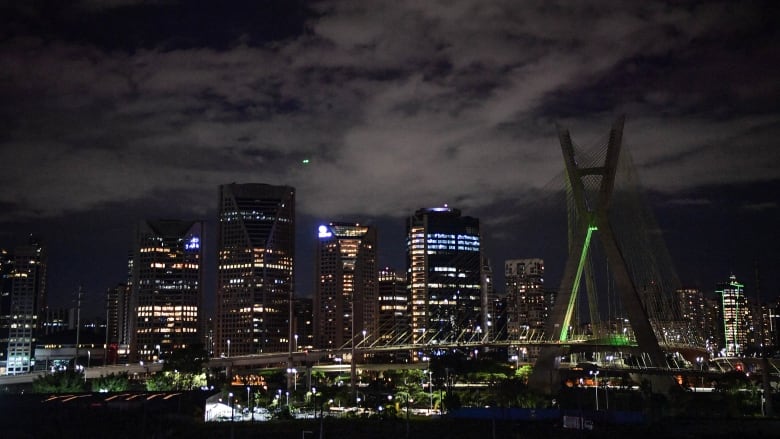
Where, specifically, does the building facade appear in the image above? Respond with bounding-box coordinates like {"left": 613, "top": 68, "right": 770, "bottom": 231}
{"left": 377, "top": 268, "right": 409, "bottom": 345}
{"left": 505, "top": 258, "right": 546, "bottom": 339}
{"left": 406, "top": 207, "right": 482, "bottom": 344}
{"left": 130, "top": 220, "right": 203, "bottom": 362}
{"left": 717, "top": 274, "right": 750, "bottom": 357}
{"left": 106, "top": 283, "right": 132, "bottom": 363}
{"left": 313, "top": 223, "right": 377, "bottom": 350}
{"left": 216, "top": 183, "right": 295, "bottom": 356}
{"left": 4, "top": 239, "right": 47, "bottom": 375}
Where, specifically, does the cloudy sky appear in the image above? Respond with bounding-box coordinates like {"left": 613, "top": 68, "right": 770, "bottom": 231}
{"left": 1, "top": 0, "right": 778, "bottom": 317}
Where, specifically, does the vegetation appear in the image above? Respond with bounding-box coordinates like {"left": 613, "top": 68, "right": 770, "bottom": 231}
{"left": 32, "top": 370, "right": 87, "bottom": 393}
{"left": 91, "top": 372, "right": 131, "bottom": 392}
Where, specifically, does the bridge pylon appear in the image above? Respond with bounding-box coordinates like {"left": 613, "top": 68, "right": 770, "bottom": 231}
{"left": 528, "top": 116, "right": 670, "bottom": 394}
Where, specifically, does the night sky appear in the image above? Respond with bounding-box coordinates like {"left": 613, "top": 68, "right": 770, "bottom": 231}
{"left": 1, "top": 1, "right": 778, "bottom": 319}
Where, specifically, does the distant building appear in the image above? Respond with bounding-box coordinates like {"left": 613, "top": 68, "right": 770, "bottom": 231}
{"left": 106, "top": 283, "right": 132, "bottom": 363}
{"left": 505, "top": 259, "right": 546, "bottom": 338}
{"left": 0, "top": 248, "right": 12, "bottom": 371}
{"left": 481, "top": 256, "right": 496, "bottom": 341}
{"left": 377, "top": 268, "right": 409, "bottom": 346}
{"left": 314, "top": 223, "right": 377, "bottom": 350}
{"left": 4, "top": 238, "right": 47, "bottom": 375}
{"left": 130, "top": 220, "right": 204, "bottom": 362}
{"left": 216, "top": 183, "right": 295, "bottom": 356}
{"left": 41, "top": 307, "right": 75, "bottom": 335}
{"left": 716, "top": 274, "right": 750, "bottom": 357}
{"left": 678, "top": 287, "right": 706, "bottom": 341}
{"left": 406, "top": 207, "right": 482, "bottom": 344}
{"left": 293, "top": 297, "right": 313, "bottom": 352}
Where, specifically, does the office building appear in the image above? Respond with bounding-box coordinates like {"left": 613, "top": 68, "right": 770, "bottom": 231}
{"left": 217, "top": 183, "right": 295, "bottom": 356}
{"left": 130, "top": 220, "right": 203, "bottom": 362}
{"left": 716, "top": 274, "right": 750, "bottom": 357}
{"left": 106, "top": 283, "right": 132, "bottom": 363}
{"left": 505, "top": 259, "right": 546, "bottom": 339}
{"left": 293, "top": 298, "right": 313, "bottom": 352}
{"left": 314, "top": 223, "right": 377, "bottom": 349}
{"left": 4, "top": 238, "right": 47, "bottom": 375}
{"left": 406, "top": 207, "right": 481, "bottom": 344}
{"left": 377, "top": 268, "right": 409, "bottom": 344}
{"left": 678, "top": 287, "right": 706, "bottom": 341}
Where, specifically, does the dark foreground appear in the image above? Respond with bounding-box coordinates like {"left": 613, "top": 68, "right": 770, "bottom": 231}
{"left": 3, "top": 412, "right": 780, "bottom": 439}
{"left": 2, "top": 393, "right": 779, "bottom": 439}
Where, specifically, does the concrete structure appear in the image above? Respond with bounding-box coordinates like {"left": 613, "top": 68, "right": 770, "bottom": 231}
{"left": 529, "top": 117, "right": 670, "bottom": 393}
{"left": 216, "top": 183, "right": 295, "bottom": 356}
{"left": 130, "top": 220, "right": 204, "bottom": 362}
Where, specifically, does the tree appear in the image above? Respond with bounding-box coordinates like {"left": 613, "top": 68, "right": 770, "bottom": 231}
{"left": 32, "top": 370, "right": 87, "bottom": 393}
{"left": 91, "top": 372, "right": 131, "bottom": 392}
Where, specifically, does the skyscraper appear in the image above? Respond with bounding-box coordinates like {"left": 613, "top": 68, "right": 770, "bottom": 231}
{"left": 130, "top": 220, "right": 203, "bottom": 362}
{"left": 505, "top": 258, "right": 546, "bottom": 340}
{"left": 106, "top": 283, "right": 132, "bottom": 362}
{"left": 217, "top": 183, "right": 295, "bottom": 356}
{"left": 4, "top": 238, "right": 46, "bottom": 375}
{"left": 0, "top": 249, "right": 12, "bottom": 372}
{"left": 377, "top": 268, "right": 409, "bottom": 362}
{"left": 314, "top": 223, "right": 377, "bottom": 349}
{"left": 406, "top": 207, "right": 481, "bottom": 344}
{"left": 716, "top": 274, "right": 749, "bottom": 357}
{"left": 677, "top": 287, "right": 706, "bottom": 340}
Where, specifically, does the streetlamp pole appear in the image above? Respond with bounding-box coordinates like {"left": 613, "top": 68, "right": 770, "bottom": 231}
{"left": 227, "top": 339, "right": 231, "bottom": 358}
{"left": 247, "top": 386, "right": 251, "bottom": 422}
{"left": 406, "top": 396, "right": 413, "bottom": 439}
{"left": 428, "top": 370, "right": 433, "bottom": 413}
{"left": 229, "top": 392, "right": 234, "bottom": 422}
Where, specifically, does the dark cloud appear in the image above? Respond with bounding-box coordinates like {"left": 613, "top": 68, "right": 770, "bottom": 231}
{"left": 0, "top": 0, "right": 778, "bottom": 311}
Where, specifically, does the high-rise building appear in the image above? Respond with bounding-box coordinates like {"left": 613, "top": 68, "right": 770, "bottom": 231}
{"left": 481, "top": 256, "right": 495, "bottom": 341}
{"left": 716, "top": 274, "right": 750, "bottom": 357}
{"left": 0, "top": 248, "right": 12, "bottom": 372}
{"left": 377, "top": 268, "right": 408, "bottom": 344}
{"left": 406, "top": 207, "right": 481, "bottom": 344}
{"left": 130, "top": 220, "right": 203, "bottom": 362}
{"left": 505, "top": 259, "right": 546, "bottom": 339}
{"left": 293, "top": 298, "right": 313, "bottom": 352}
{"left": 4, "top": 238, "right": 47, "bottom": 375}
{"left": 314, "top": 223, "right": 377, "bottom": 350}
{"left": 217, "top": 183, "right": 295, "bottom": 356}
{"left": 677, "top": 287, "right": 706, "bottom": 340}
{"left": 106, "top": 283, "right": 132, "bottom": 350}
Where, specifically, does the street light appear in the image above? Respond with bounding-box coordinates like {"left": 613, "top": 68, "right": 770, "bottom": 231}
{"left": 227, "top": 339, "right": 231, "bottom": 358}
{"left": 405, "top": 396, "right": 413, "bottom": 439}
{"left": 287, "top": 367, "right": 298, "bottom": 391}
{"left": 228, "top": 392, "right": 235, "bottom": 422}
{"left": 589, "top": 370, "right": 600, "bottom": 411}
{"left": 428, "top": 370, "right": 433, "bottom": 413}
{"left": 247, "top": 386, "right": 252, "bottom": 421}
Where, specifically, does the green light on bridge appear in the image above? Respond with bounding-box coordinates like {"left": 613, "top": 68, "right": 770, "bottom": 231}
{"left": 560, "top": 225, "right": 598, "bottom": 342}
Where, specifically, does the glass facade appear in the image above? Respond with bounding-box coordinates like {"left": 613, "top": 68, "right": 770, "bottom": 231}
{"left": 717, "top": 274, "right": 748, "bottom": 357}
{"left": 406, "top": 207, "right": 481, "bottom": 343}
{"left": 217, "top": 183, "right": 295, "bottom": 356}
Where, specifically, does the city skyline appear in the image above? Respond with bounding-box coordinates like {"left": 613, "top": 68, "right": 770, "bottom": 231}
{"left": 0, "top": 1, "right": 778, "bottom": 317}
